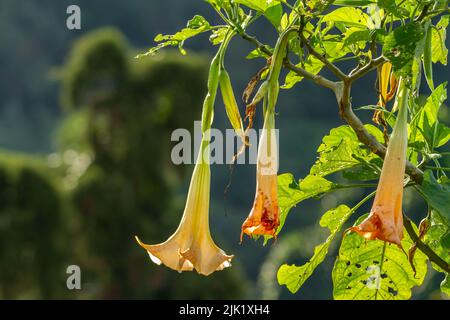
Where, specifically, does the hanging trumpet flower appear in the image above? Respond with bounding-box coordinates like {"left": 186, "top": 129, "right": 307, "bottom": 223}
{"left": 241, "top": 107, "right": 279, "bottom": 240}
{"left": 135, "top": 150, "right": 233, "bottom": 275}
{"left": 241, "top": 29, "right": 292, "bottom": 241}
{"left": 135, "top": 34, "right": 235, "bottom": 275}
{"left": 350, "top": 79, "right": 409, "bottom": 246}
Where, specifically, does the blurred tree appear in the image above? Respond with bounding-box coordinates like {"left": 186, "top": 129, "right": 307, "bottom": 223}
{"left": 0, "top": 153, "right": 64, "bottom": 299}
{"left": 59, "top": 28, "right": 247, "bottom": 298}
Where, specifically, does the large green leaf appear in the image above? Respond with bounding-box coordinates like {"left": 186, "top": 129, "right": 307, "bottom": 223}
{"left": 278, "top": 205, "right": 352, "bottom": 293}
{"left": 383, "top": 23, "right": 426, "bottom": 76}
{"left": 432, "top": 15, "right": 449, "bottom": 65}
{"left": 417, "top": 170, "right": 450, "bottom": 222}
{"left": 333, "top": 217, "right": 428, "bottom": 300}
{"left": 276, "top": 173, "right": 339, "bottom": 235}
{"left": 310, "top": 125, "right": 384, "bottom": 177}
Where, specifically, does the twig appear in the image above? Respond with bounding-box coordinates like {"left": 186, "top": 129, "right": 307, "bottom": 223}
{"left": 283, "top": 60, "right": 337, "bottom": 90}
{"left": 404, "top": 216, "right": 450, "bottom": 273}
{"left": 298, "top": 29, "right": 348, "bottom": 80}
{"left": 337, "top": 80, "right": 424, "bottom": 184}
{"left": 349, "top": 56, "right": 387, "bottom": 81}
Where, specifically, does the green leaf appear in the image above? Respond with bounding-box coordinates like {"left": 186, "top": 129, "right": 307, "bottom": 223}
{"left": 417, "top": 170, "right": 450, "bottom": 222}
{"left": 205, "top": 0, "right": 232, "bottom": 11}
{"left": 382, "top": 23, "right": 426, "bottom": 77}
{"left": 342, "top": 157, "right": 383, "bottom": 181}
{"left": 310, "top": 125, "right": 384, "bottom": 177}
{"left": 424, "top": 210, "right": 450, "bottom": 265}
{"left": 234, "top": 0, "right": 268, "bottom": 12}
{"left": 265, "top": 2, "right": 283, "bottom": 28}
{"left": 138, "top": 15, "right": 212, "bottom": 56}
{"left": 234, "top": 0, "right": 283, "bottom": 27}
{"left": 344, "top": 29, "right": 371, "bottom": 47}
{"left": 423, "top": 210, "right": 449, "bottom": 296}
{"left": 432, "top": 15, "right": 449, "bottom": 65}
{"left": 210, "top": 27, "right": 228, "bottom": 45}
{"left": 333, "top": 216, "right": 428, "bottom": 300}
{"left": 435, "top": 123, "right": 450, "bottom": 148}
{"left": 409, "top": 83, "right": 447, "bottom": 149}
{"left": 278, "top": 205, "right": 353, "bottom": 293}
{"left": 246, "top": 47, "right": 272, "bottom": 59}
{"left": 323, "top": 7, "right": 373, "bottom": 29}
{"left": 377, "top": 0, "right": 410, "bottom": 18}
{"left": 276, "top": 173, "right": 339, "bottom": 235}
{"left": 186, "top": 15, "right": 210, "bottom": 29}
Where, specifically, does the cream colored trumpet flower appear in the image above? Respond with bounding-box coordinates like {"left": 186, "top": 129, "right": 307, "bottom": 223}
{"left": 241, "top": 112, "right": 279, "bottom": 240}
{"left": 350, "top": 79, "right": 409, "bottom": 246}
{"left": 136, "top": 152, "right": 233, "bottom": 276}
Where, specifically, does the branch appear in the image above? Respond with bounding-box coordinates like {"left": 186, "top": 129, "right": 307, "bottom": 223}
{"left": 237, "top": 27, "right": 424, "bottom": 184}
{"left": 404, "top": 216, "right": 450, "bottom": 273}
{"left": 283, "top": 60, "right": 338, "bottom": 90}
{"left": 349, "top": 56, "right": 387, "bottom": 81}
{"left": 337, "top": 80, "right": 424, "bottom": 184}
{"left": 415, "top": 3, "right": 432, "bottom": 22}
{"left": 238, "top": 31, "right": 272, "bottom": 57}
{"left": 298, "top": 29, "right": 348, "bottom": 81}
{"left": 236, "top": 29, "right": 338, "bottom": 91}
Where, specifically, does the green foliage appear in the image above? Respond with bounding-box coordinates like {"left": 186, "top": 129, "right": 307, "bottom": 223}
{"left": 5, "top": 0, "right": 448, "bottom": 300}
{"left": 432, "top": 15, "right": 449, "bottom": 65}
{"left": 382, "top": 23, "right": 426, "bottom": 76}
{"left": 418, "top": 171, "right": 450, "bottom": 222}
{"left": 138, "top": 15, "right": 212, "bottom": 56}
{"left": 120, "top": 0, "right": 450, "bottom": 300}
{"left": 0, "top": 152, "right": 64, "bottom": 299}
{"left": 278, "top": 205, "right": 352, "bottom": 293}
{"left": 234, "top": 0, "right": 283, "bottom": 27}
{"left": 310, "top": 125, "right": 383, "bottom": 178}
{"left": 333, "top": 216, "right": 428, "bottom": 300}
{"left": 276, "top": 173, "right": 339, "bottom": 235}
{"left": 409, "top": 83, "right": 449, "bottom": 150}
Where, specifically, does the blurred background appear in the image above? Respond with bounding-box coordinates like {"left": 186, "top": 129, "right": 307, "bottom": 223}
{"left": 0, "top": 0, "right": 448, "bottom": 299}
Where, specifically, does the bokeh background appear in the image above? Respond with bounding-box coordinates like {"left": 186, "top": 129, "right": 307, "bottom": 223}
{"left": 0, "top": 0, "right": 448, "bottom": 299}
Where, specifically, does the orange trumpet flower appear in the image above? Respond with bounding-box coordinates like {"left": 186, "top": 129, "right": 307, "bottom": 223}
{"left": 350, "top": 79, "right": 409, "bottom": 246}
{"left": 241, "top": 111, "right": 279, "bottom": 241}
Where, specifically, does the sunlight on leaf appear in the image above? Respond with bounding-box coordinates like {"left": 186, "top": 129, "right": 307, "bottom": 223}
{"left": 275, "top": 173, "right": 339, "bottom": 236}
{"left": 310, "top": 125, "right": 383, "bottom": 177}
{"left": 333, "top": 216, "right": 428, "bottom": 300}
{"left": 383, "top": 23, "right": 426, "bottom": 77}
{"left": 278, "top": 205, "right": 352, "bottom": 293}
